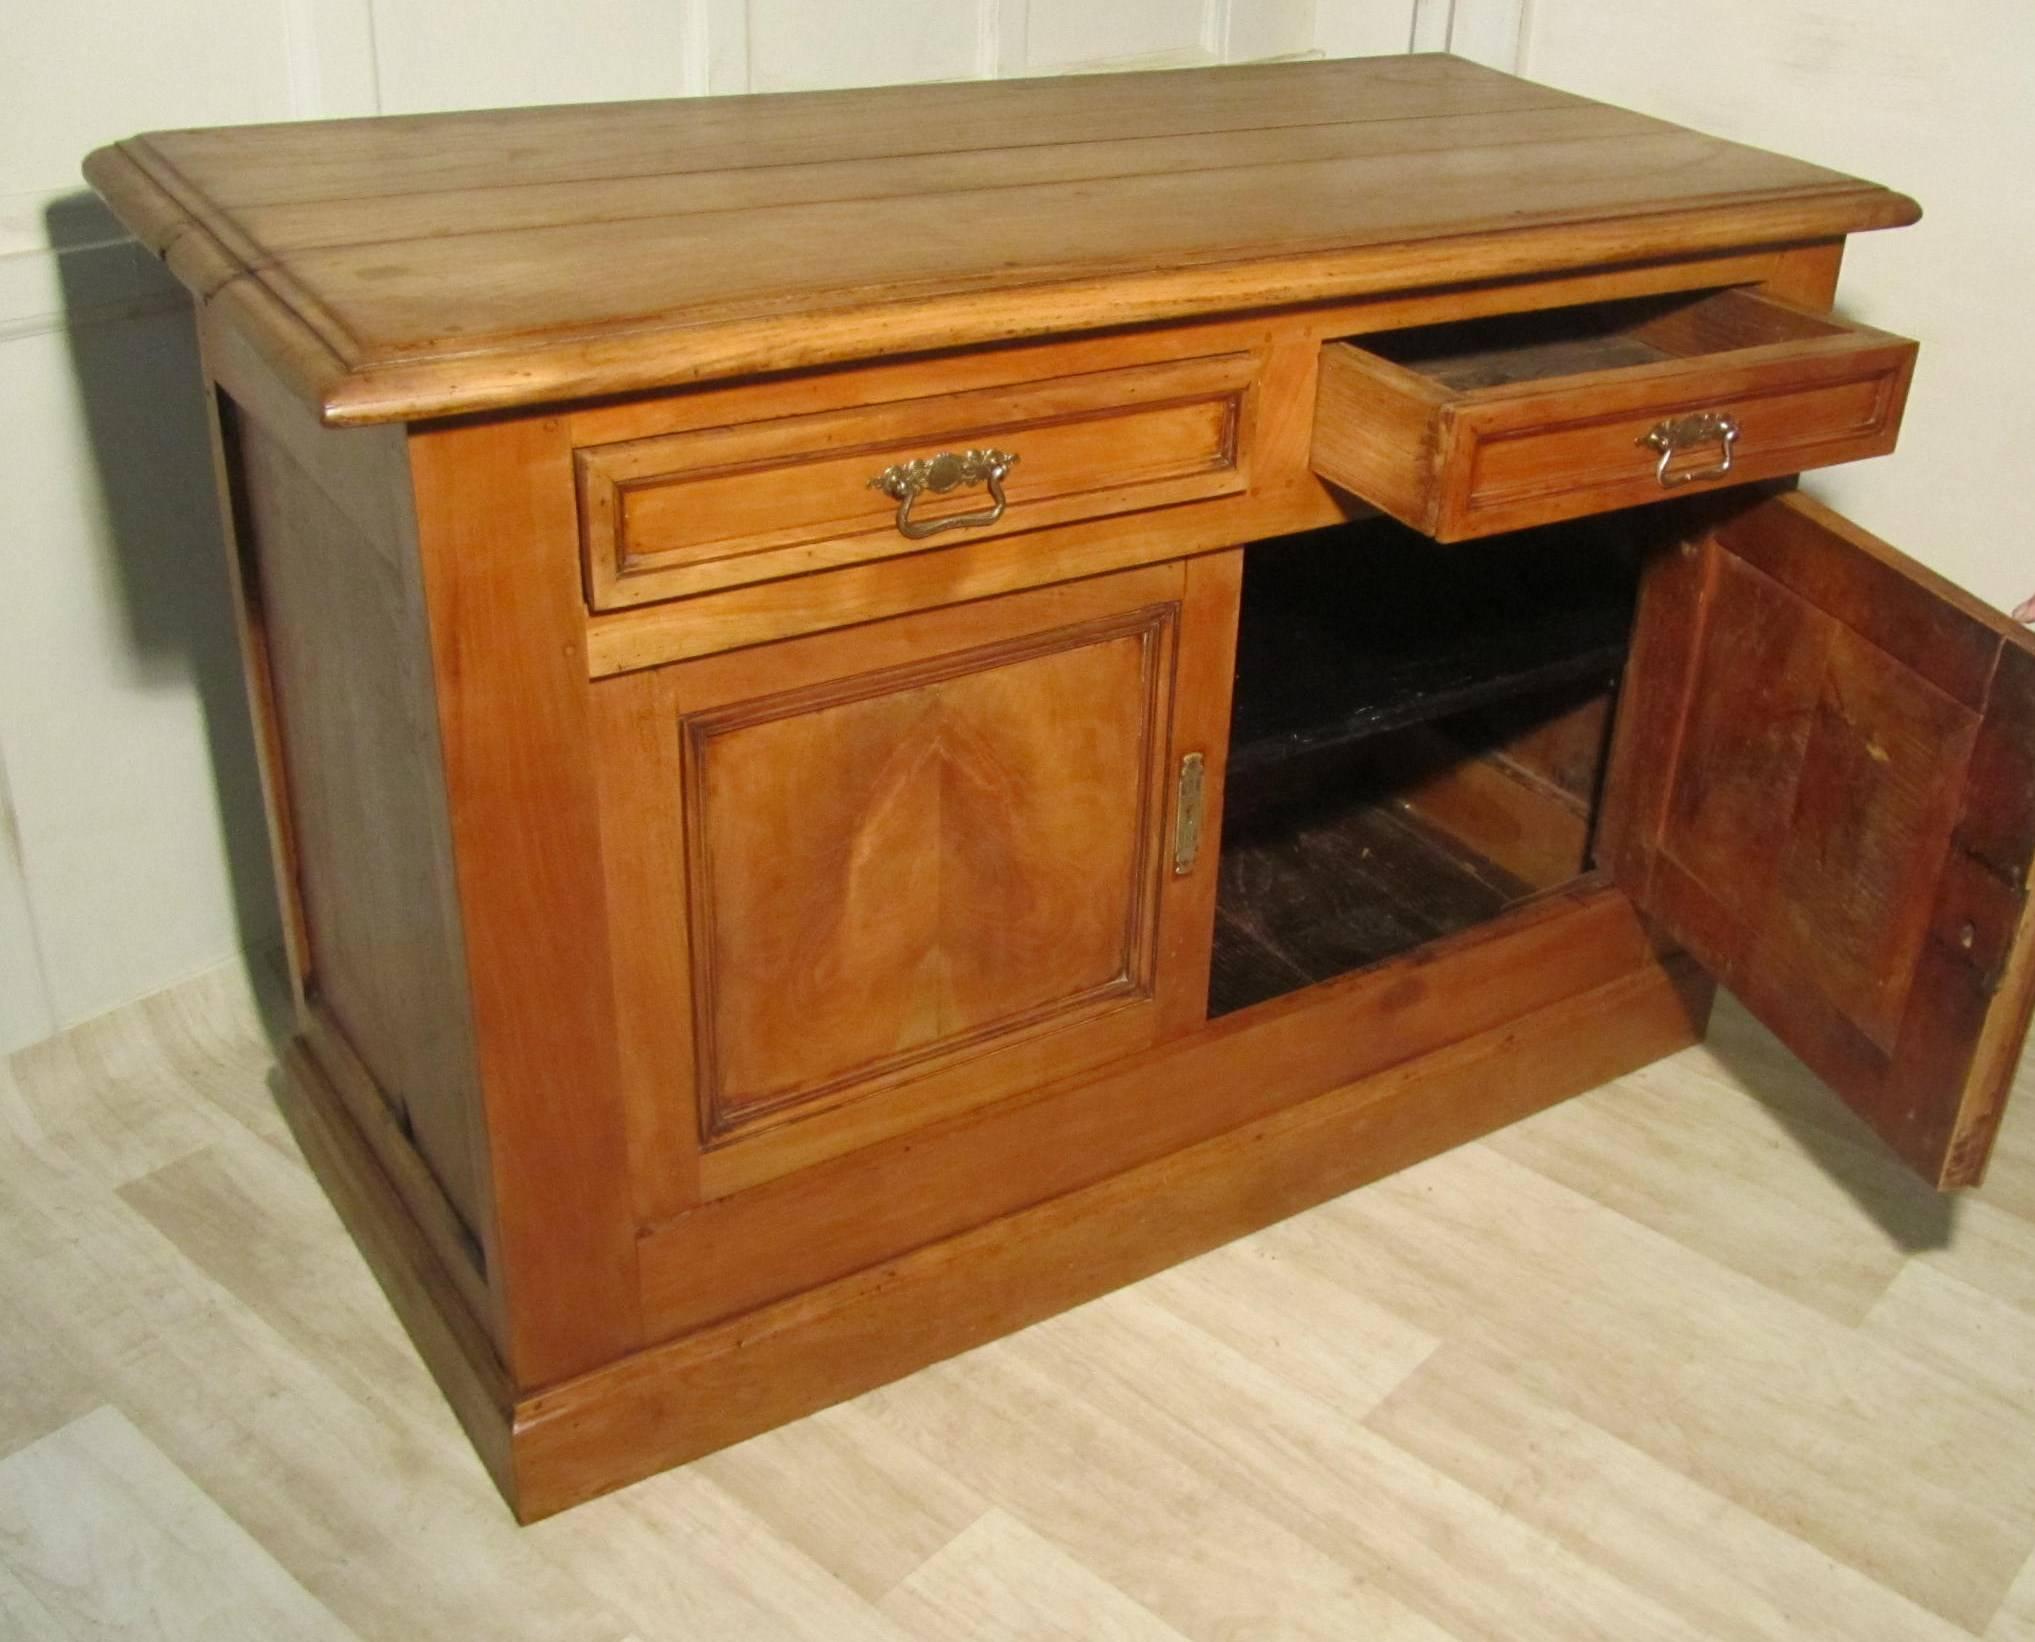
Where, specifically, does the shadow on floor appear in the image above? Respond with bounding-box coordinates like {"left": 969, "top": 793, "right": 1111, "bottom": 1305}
{"left": 1702, "top": 991, "right": 1957, "bottom": 1254}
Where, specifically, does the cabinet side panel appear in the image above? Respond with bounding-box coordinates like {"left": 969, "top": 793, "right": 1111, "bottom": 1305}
{"left": 230, "top": 405, "right": 492, "bottom": 1267}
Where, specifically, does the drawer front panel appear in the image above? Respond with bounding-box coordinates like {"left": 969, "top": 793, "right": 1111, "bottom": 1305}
{"left": 579, "top": 353, "right": 1256, "bottom": 609}
{"left": 1311, "top": 288, "right": 1916, "bottom": 542}
{"left": 1447, "top": 349, "right": 1911, "bottom": 535}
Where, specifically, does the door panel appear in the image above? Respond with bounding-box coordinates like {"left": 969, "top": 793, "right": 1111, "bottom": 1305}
{"left": 593, "top": 557, "right": 1240, "bottom": 1206}
{"left": 692, "top": 609, "right": 1163, "bottom": 1131}
{"left": 1601, "top": 492, "right": 2035, "bottom": 1187}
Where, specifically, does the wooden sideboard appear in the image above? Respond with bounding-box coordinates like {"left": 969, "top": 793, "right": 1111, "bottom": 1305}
{"left": 86, "top": 54, "right": 2035, "bottom": 1521}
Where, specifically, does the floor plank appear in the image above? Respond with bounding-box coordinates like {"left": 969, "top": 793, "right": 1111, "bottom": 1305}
{"left": 1366, "top": 1344, "right": 1971, "bottom": 1642}
{"left": 0, "top": 1406, "right": 360, "bottom": 1642}
{"left": 852, "top": 1349, "right": 1457, "bottom": 1641}
{"left": 690, "top": 1406, "right": 989, "bottom": 1606}
{"left": 1487, "top": 1045, "right": 1924, "bottom": 1324}
{"left": 881, "top": 1510, "right": 1190, "bottom": 1642}
{"left": 530, "top": 1472, "right": 918, "bottom": 1642}
{"left": 1006, "top": 1293, "right": 1720, "bottom": 1642}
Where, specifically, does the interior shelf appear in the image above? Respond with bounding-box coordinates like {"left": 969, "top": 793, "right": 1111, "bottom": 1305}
{"left": 1225, "top": 518, "right": 1637, "bottom": 780}
{"left": 1210, "top": 515, "right": 1638, "bottom": 1018}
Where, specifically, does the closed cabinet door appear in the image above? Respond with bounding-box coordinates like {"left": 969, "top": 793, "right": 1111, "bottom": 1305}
{"left": 1600, "top": 492, "right": 2035, "bottom": 1188}
{"left": 593, "top": 557, "right": 1240, "bottom": 1211}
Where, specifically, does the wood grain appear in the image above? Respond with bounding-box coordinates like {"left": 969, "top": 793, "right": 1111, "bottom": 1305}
{"left": 206, "top": 345, "right": 504, "bottom": 1360}
{"left": 1609, "top": 493, "right": 2035, "bottom": 1187}
{"left": 82, "top": 56, "right": 1919, "bottom": 423}
{"left": 1387, "top": 728, "right": 1599, "bottom": 892}
{"left": 0, "top": 1407, "right": 356, "bottom": 1641}
{"left": 272, "top": 1039, "right": 517, "bottom": 1506}
{"left": 591, "top": 562, "right": 1233, "bottom": 1201}
{"left": 1312, "top": 289, "right": 1917, "bottom": 539}
{"left": 406, "top": 415, "right": 643, "bottom": 1387}
{"left": 1209, "top": 795, "right": 1530, "bottom": 1018}
{"left": 687, "top": 608, "right": 1167, "bottom": 1138}
{"left": 66, "top": 55, "right": 2007, "bottom": 1541}
{"left": 576, "top": 249, "right": 1858, "bottom": 675}
{"left": 230, "top": 414, "right": 489, "bottom": 1250}
{"left": 578, "top": 353, "right": 1254, "bottom": 609}
{"left": 587, "top": 666, "right": 705, "bottom": 1229}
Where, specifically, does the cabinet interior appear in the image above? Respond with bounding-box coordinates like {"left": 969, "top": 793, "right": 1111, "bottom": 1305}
{"left": 1211, "top": 516, "right": 1642, "bottom": 1017}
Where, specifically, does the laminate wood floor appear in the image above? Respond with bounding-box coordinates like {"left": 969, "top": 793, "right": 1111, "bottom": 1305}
{"left": 7, "top": 959, "right": 2035, "bottom": 1640}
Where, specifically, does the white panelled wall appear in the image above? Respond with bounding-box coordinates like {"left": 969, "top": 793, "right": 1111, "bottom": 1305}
{"left": 1, "top": 0, "right": 2022, "bottom": 1053}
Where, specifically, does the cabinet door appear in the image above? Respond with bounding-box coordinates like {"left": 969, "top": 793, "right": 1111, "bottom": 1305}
{"left": 593, "top": 557, "right": 1239, "bottom": 1207}
{"left": 1600, "top": 492, "right": 2035, "bottom": 1187}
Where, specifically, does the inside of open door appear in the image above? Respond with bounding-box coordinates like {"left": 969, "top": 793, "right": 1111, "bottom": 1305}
{"left": 1598, "top": 491, "right": 2035, "bottom": 1188}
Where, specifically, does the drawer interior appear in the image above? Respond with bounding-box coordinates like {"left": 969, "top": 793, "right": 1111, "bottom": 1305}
{"left": 1210, "top": 516, "right": 1640, "bottom": 1017}
{"left": 1355, "top": 287, "right": 1857, "bottom": 392}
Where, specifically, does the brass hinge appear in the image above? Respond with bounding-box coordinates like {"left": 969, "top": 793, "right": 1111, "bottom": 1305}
{"left": 1173, "top": 752, "right": 1206, "bottom": 877}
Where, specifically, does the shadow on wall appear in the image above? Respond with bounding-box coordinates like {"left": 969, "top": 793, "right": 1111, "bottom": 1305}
{"left": 46, "top": 190, "right": 283, "bottom": 993}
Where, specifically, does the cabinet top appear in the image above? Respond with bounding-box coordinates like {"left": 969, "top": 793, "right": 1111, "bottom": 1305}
{"left": 85, "top": 54, "right": 1917, "bottom": 427}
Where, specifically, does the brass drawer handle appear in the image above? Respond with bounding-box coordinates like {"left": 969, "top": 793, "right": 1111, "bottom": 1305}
{"left": 869, "top": 448, "right": 1018, "bottom": 539}
{"left": 1641, "top": 411, "right": 1740, "bottom": 489}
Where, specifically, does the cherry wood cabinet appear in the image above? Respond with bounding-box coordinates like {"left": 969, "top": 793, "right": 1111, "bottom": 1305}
{"left": 85, "top": 54, "right": 2035, "bottom": 1520}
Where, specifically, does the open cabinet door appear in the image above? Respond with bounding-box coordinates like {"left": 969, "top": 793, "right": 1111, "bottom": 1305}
{"left": 1600, "top": 492, "right": 2035, "bottom": 1188}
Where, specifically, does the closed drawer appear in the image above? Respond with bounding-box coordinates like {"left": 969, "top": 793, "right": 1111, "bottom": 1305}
{"left": 1310, "top": 289, "right": 1916, "bottom": 541}
{"left": 578, "top": 352, "right": 1256, "bottom": 610}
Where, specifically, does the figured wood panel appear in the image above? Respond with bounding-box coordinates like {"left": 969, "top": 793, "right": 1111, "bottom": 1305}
{"left": 82, "top": 57, "right": 1919, "bottom": 422}
{"left": 1603, "top": 492, "right": 2035, "bottom": 1187}
{"left": 689, "top": 609, "right": 1165, "bottom": 1135}
{"left": 593, "top": 560, "right": 1234, "bottom": 1202}
{"left": 579, "top": 353, "right": 1254, "bottom": 608}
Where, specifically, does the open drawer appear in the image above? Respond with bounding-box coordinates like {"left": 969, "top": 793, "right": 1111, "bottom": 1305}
{"left": 1311, "top": 289, "right": 1916, "bottom": 540}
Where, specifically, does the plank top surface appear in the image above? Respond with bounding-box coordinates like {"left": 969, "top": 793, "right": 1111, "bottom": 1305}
{"left": 84, "top": 55, "right": 1919, "bottom": 424}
